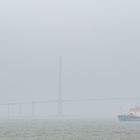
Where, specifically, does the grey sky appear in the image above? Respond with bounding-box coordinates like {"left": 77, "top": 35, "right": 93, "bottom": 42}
{"left": 0, "top": 0, "right": 140, "bottom": 117}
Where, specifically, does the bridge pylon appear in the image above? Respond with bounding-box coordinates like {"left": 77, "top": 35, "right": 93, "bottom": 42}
{"left": 57, "top": 56, "right": 63, "bottom": 117}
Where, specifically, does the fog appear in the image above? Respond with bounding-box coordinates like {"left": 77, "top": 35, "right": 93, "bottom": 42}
{"left": 0, "top": 0, "right": 140, "bottom": 118}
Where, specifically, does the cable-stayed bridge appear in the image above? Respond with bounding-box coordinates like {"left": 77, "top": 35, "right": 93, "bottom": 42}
{"left": 0, "top": 97, "right": 140, "bottom": 118}
{"left": 0, "top": 57, "right": 139, "bottom": 118}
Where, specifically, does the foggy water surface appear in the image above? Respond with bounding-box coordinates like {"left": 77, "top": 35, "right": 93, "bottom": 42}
{"left": 0, "top": 119, "right": 140, "bottom": 140}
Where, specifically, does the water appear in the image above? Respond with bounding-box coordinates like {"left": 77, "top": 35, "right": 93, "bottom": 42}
{"left": 0, "top": 119, "right": 140, "bottom": 140}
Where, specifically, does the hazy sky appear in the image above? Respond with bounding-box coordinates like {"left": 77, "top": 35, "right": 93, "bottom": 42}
{"left": 0, "top": 0, "right": 140, "bottom": 117}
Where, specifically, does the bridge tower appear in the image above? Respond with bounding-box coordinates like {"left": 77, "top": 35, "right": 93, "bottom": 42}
{"left": 57, "top": 56, "right": 63, "bottom": 116}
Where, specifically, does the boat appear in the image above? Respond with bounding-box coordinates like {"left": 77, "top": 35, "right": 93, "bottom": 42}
{"left": 118, "top": 106, "right": 140, "bottom": 121}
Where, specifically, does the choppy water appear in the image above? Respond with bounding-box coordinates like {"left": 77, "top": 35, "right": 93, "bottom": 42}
{"left": 0, "top": 119, "right": 140, "bottom": 140}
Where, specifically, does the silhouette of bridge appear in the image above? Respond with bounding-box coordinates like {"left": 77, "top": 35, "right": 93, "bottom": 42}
{"left": 0, "top": 57, "right": 139, "bottom": 118}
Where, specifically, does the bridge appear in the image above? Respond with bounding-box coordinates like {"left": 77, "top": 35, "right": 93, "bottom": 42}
{"left": 0, "top": 56, "right": 139, "bottom": 118}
